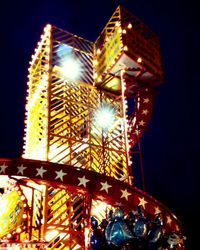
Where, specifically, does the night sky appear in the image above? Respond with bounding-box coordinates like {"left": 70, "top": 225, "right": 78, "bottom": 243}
{"left": 0, "top": 0, "right": 199, "bottom": 249}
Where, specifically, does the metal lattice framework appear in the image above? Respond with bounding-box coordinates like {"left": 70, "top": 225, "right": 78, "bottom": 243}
{"left": 23, "top": 24, "right": 130, "bottom": 182}
{"left": 0, "top": 5, "right": 185, "bottom": 250}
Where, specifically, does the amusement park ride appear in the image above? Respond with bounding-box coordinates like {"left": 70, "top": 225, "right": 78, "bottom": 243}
{"left": 0, "top": 5, "right": 186, "bottom": 250}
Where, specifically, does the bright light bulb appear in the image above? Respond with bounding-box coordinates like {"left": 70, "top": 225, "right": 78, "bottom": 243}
{"left": 16, "top": 227, "right": 22, "bottom": 233}
{"left": 137, "top": 57, "right": 142, "bottom": 63}
{"left": 93, "top": 59, "right": 98, "bottom": 66}
{"left": 55, "top": 43, "right": 82, "bottom": 81}
{"left": 22, "top": 213, "right": 27, "bottom": 219}
{"left": 95, "top": 105, "right": 116, "bottom": 130}
{"left": 7, "top": 233, "right": 12, "bottom": 238}
{"left": 127, "top": 23, "right": 132, "bottom": 29}
{"left": 61, "top": 57, "right": 82, "bottom": 80}
{"left": 97, "top": 49, "right": 101, "bottom": 55}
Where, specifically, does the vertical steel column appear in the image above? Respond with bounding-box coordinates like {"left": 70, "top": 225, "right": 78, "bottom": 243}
{"left": 120, "top": 68, "right": 132, "bottom": 184}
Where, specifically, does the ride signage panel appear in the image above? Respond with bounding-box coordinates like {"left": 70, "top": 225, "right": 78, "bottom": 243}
{"left": 0, "top": 190, "right": 24, "bottom": 237}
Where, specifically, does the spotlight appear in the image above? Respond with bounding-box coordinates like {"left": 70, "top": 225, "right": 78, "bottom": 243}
{"left": 61, "top": 57, "right": 82, "bottom": 80}
{"left": 55, "top": 43, "right": 83, "bottom": 81}
{"left": 94, "top": 105, "right": 116, "bottom": 130}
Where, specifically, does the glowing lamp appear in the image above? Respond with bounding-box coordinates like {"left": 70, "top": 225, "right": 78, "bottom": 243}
{"left": 21, "top": 195, "right": 25, "bottom": 200}
{"left": 7, "top": 233, "right": 12, "bottom": 238}
{"left": 137, "top": 57, "right": 142, "bottom": 63}
{"left": 127, "top": 23, "right": 132, "bottom": 29}
{"left": 97, "top": 49, "right": 101, "bottom": 54}
{"left": 23, "top": 213, "right": 27, "bottom": 219}
{"left": 45, "top": 24, "right": 51, "bottom": 31}
{"left": 118, "top": 27, "right": 122, "bottom": 33}
{"left": 55, "top": 43, "right": 82, "bottom": 80}
{"left": 93, "top": 59, "right": 98, "bottom": 66}
{"left": 61, "top": 57, "right": 82, "bottom": 80}
{"left": 95, "top": 105, "right": 116, "bottom": 130}
{"left": 16, "top": 227, "right": 22, "bottom": 233}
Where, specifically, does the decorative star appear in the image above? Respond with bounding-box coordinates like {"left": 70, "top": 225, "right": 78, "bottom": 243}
{"left": 154, "top": 206, "right": 161, "bottom": 214}
{"left": 143, "top": 98, "right": 149, "bottom": 103}
{"left": 142, "top": 109, "right": 148, "bottom": 115}
{"left": 114, "top": 202, "right": 124, "bottom": 207}
{"left": 139, "top": 120, "right": 145, "bottom": 126}
{"left": 175, "top": 224, "right": 180, "bottom": 231}
{"left": 100, "top": 181, "right": 112, "bottom": 193}
{"left": 36, "top": 166, "right": 47, "bottom": 178}
{"left": 78, "top": 175, "right": 90, "bottom": 187}
{"left": 120, "top": 189, "right": 131, "bottom": 200}
{"left": 59, "top": 184, "right": 67, "bottom": 189}
{"left": 76, "top": 188, "right": 87, "bottom": 194}
{"left": 55, "top": 169, "right": 67, "bottom": 181}
{"left": 96, "top": 195, "right": 106, "bottom": 201}
{"left": 134, "top": 129, "right": 139, "bottom": 135}
{"left": 138, "top": 197, "right": 148, "bottom": 209}
{"left": 166, "top": 215, "right": 172, "bottom": 225}
{"left": 0, "top": 163, "right": 8, "bottom": 173}
{"left": 17, "top": 164, "right": 27, "bottom": 175}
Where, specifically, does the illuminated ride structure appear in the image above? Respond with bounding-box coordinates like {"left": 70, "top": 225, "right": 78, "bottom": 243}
{"left": 0, "top": 6, "right": 185, "bottom": 250}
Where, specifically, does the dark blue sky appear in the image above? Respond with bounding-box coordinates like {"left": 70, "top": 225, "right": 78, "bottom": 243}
{"left": 0, "top": 0, "right": 199, "bottom": 248}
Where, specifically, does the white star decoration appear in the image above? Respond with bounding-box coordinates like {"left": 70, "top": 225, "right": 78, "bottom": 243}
{"left": 36, "top": 166, "right": 47, "bottom": 178}
{"left": 59, "top": 184, "right": 67, "bottom": 189}
{"left": 138, "top": 197, "right": 147, "bottom": 209}
{"left": 114, "top": 202, "right": 123, "bottom": 207}
{"left": 142, "top": 109, "right": 148, "bottom": 115}
{"left": 134, "top": 129, "right": 139, "bottom": 135}
{"left": 175, "top": 224, "right": 180, "bottom": 231}
{"left": 17, "top": 164, "right": 27, "bottom": 175}
{"left": 78, "top": 175, "right": 90, "bottom": 187}
{"left": 143, "top": 98, "right": 149, "bottom": 103}
{"left": 120, "top": 189, "right": 131, "bottom": 200}
{"left": 55, "top": 169, "right": 67, "bottom": 181}
{"left": 100, "top": 181, "right": 112, "bottom": 193}
{"left": 0, "top": 163, "right": 8, "bottom": 173}
{"left": 139, "top": 120, "right": 145, "bottom": 126}
{"left": 154, "top": 206, "right": 161, "bottom": 214}
{"left": 96, "top": 195, "right": 107, "bottom": 202}
{"left": 167, "top": 216, "right": 172, "bottom": 225}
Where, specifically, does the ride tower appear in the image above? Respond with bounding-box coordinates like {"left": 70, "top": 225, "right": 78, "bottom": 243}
{"left": 0, "top": 5, "right": 185, "bottom": 250}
